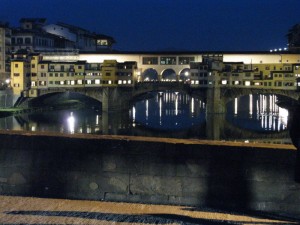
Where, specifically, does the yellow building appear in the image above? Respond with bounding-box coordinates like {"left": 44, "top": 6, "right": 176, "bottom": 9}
{"left": 10, "top": 51, "right": 31, "bottom": 96}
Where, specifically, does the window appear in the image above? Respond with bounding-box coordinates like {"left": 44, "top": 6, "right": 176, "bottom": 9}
{"left": 14, "top": 73, "right": 20, "bottom": 76}
{"left": 160, "top": 57, "right": 176, "bottom": 65}
{"left": 106, "top": 72, "right": 111, "bottom": 76}
{"left": 15, "top": 64, "right": 18, "bottom": 68}
{"left": 142, "top": 57, "right": 158, "bottom": 65}
{"left": 41, "top": 65, "right": 45, "bottom": 69}
{"left": 31, "top": 64, "right": 35, "bottom": 68}
{"left": 78, "top": 65, "right": 82, "bottom": 69}
{"left": 17, "top": 38, "right": 23, "bottom": 44}
{"left": 179, "top": 57, "right": 194, "bottom": 65}
{"left": 25, "top": 37, "right": 31, "bottom": 44}
{"left": 31, "top": 81, "right": 36, "bottom": 87}
{"left": 95, "top": 79, "right": 100, "bottom": 85}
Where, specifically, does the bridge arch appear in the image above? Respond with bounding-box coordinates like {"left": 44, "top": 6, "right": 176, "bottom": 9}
{"left": 141, "top": 68, "right": 159, "bottom": 82}
{"left": 161, "top": 69, "right": 177, "bottom": 81}
{"left": 179, "top": 68, "right": 190, "bottom": 82}
{"left": 28, "top": 91, "right": 102, "bottom": 109}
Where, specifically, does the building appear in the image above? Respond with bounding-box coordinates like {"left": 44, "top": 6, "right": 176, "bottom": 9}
{"left": 287, "top": 24, "right": 300, "bottom": 52}
{"left": 10, "top": 51, "right": 300, "bottom": 98}
{"left": 0, "top": 22, "right": 11, "bottom": 83}
{"left": 43, "top": 22, "right": 116, "bottom": 51}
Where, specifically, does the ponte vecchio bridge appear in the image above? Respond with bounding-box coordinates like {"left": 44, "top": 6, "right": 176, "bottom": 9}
{"left": 11, "top": 51, "right": 300, "bottom": 112}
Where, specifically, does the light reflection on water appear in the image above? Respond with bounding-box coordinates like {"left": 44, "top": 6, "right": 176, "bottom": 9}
{"left": 227, "top": 94, "right": 289, "bottom": 132}
{"left": 0, "top": 92, "right": 292, "bottom": 142}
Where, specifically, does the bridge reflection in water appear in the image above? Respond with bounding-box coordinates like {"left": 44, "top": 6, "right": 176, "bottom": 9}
{"left": 0, "top": 91, "right": 291, "bottom": 144}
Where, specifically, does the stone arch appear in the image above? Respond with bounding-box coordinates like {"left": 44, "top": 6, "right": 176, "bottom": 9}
{"left": 29, "top": 91, "right": 102, "bottom": 108}
{"left": 141, "top": 68, "right": 159, "bottom": 81}
{"left": 179, "top": 68, "right": 190, "bottom": 82}
{"left": 161, "top": 69, "right": 177, "bottom": 81}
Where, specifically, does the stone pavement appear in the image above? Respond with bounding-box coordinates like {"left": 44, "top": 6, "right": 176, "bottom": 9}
{"left": 0, "top": 195, "right": 299, "bottom": 225}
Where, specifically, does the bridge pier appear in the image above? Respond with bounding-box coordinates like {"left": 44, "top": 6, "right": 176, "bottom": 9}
{"left": 101, "top": 87, "right": 132, "bottom": 112}
{"left": 206, "top": 87, "right": 226, "bottom": 114}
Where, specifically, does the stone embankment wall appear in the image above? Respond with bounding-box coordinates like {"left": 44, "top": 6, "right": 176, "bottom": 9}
{"left": 0, "top": 131, "right": 299, "bottom": 214}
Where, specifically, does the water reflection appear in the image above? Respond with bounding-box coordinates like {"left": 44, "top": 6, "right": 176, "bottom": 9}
{"left": 227, "top": 94, "right": 289, "bottom": 132}
{"left": 132, "top": 91, "right": 206, "bottom": 130}
{"left": 0, "top": 92, "right": 292, "bottom": 143}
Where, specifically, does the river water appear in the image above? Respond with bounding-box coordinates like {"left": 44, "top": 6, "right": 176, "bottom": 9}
{"left": 0, "top": 91, "right": 292, "bottom": 144}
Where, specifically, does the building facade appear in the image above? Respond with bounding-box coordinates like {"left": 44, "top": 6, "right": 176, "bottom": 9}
{"left": 0, "top": 22, "right": 11, "bottom": 82}
{"left": 10, "top": 51, "right": 300, "bottom": 97}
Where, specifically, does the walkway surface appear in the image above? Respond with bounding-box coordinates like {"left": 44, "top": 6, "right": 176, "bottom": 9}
{"left": 0, "top": 195, "right": 300, "bottom": 225}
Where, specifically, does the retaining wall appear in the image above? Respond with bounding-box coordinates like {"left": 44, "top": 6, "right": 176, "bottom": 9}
{"left": 0, "top": 131, "right": 299, "bottom": 214}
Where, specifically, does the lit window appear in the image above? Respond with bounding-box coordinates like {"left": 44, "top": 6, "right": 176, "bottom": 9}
{"left": 118, "top": 80, "right": 122, "bottom": 84}
{"left": 191, "top": 80, "right": 195, "bottom": 84}
{"left": 77, "top": 80, "right": 82, "bottom": 85}
{"left": 108, "top": 80, "right": 112, "bottom": 84}
{"left": 234, "top": 81, "right": 239, "bottom": 85}
{"left": 221, "top": 80, "right": 227, "bottom": 85}
{"left": 123, "top": 80, "right": 127, "bottom": 84}
{"left": 60, "top": 81, "right": 64, "bottom": 85}
{"left": 87, "top": 80, "right": 92, "bottom": 84}
{"left": 128, "top": 80, "right": 132, "bottom": 84}
{"left": 245, "top": 81, "right": 251, "bottom": 86}
{"left": 95, "top": 79, "right": 100, "bottom": 84}
{"left": 71, "top": 80, "right": 75, "bottom": 85}
{"left": 195, "top": 80, "right": 199, "bottom": 84}
{"left": 31, "top": 81, "right": 36, "bottom": 87}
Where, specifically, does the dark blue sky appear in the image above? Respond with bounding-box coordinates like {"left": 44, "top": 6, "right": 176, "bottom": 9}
{"left": 1, "top": 0, "right": 299, "bottom": 51}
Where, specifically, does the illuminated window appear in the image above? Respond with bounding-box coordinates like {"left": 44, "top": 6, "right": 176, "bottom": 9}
{"left": 71, "top": 80, "right": 75, "bottom": 85}
{"left": 118, "top": 80, "right": 122, "bottom": 84}
{"left": 128, "top": 80, "right": 132, "bottom": 84}
{"left": 123, "top": 80, "right": 127, "bottom": 84}
{"left": 95, "top": 79, "right": 100, "bottom": 85}
{"left": 142, "top": 57, "right": 158, "bottom": 65}
{"left": 245, "top": 81, "right": 251, "bottom": 86}
{"left": 86, "top": 80, "right": 92, "bottom": 84}
{"left": 31, "top": 81, "right": 36, "bottom": 87}
{"left": 60, "top": 81, "right": 64, "bottom": 85}
{"left": 234, "top": 81, "right": 239, "bottom": 85}
{"left": 221, "top": 80, "right": 227, "bottom": 85}
{"left": 160, "top": 57, "right": 176, "bottom": 65}
{"left": 108, "top": 80, "right": 112, "bottom": 84}
{"left": 179, "top": 57, "right": 194, "bottom": 65}
{"left": 77, "top": 80, "right": 82, "bottom": 85}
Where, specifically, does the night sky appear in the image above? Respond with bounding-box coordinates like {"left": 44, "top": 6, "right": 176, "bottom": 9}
{"left": 1, "top": 0, "right": 299, "bottom": 52}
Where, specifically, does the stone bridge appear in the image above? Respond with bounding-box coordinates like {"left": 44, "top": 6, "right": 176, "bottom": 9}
{"left": 33, "top": 83, "right": 300, "bottom": 113}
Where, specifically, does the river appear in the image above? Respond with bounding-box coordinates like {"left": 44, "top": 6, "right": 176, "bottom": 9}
{"left": 0, "top": 91, "right": 292, "bottom": 144}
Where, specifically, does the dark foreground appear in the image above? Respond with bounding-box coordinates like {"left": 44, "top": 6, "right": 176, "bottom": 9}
{"left": 0, "top": 195, "right": 300, "bottom": 225}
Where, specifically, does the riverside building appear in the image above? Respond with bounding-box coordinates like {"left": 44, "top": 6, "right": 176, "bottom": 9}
{"left": 9, "top": 51, "right": 300, "bottom": 98}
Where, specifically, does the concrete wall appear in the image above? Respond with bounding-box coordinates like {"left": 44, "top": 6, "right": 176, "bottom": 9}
{"left": 0, "top": 131, "right": 299, "bottom": 215}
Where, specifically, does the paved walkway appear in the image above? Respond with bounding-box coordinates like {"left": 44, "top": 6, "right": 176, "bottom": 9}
{"left": 0, "top": 195, "right": 299, "bottom": 225}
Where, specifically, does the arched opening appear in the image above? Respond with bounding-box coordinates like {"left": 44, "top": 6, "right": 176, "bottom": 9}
{"left": 179, "top": 68, "right": 190, "bottom": 82}
{"left": 161, "top": 69, "right": 177, "bottom": 82}
{"left": 141, "top": 68, "right": 159, "bottom": 82}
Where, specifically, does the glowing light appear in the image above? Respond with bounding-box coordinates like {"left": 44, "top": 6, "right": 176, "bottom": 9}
{"left": 221, "top": 80, "right": 227, "bottom": 85}
{"left": 67, "top": 112, "right": 75, "bottom": 134}
{"left": 191, "top": 97, "right": 195, "bottom": 114}
{"left": 249, "top": 94, "right": 252, "bottom": 116}
{"left": 234, "top": 97, "right": 238, "bottom": 115}
{"left": 245, "top": 81, "right": 251, "bottom": 86}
